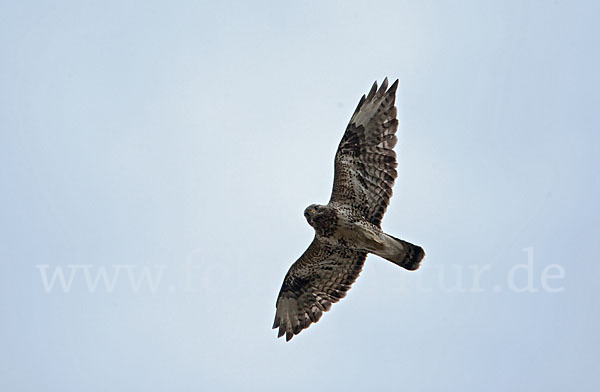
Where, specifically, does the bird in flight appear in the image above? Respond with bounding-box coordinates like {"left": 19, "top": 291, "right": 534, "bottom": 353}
{"left": 273, "top": 78, "right": 425, "bottom": 341}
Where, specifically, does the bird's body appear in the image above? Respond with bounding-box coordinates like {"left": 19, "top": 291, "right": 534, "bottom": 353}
{"left": 306, "top": 204, "right": 391, "bottom": 258}
{"left": 273, "top": 78, "right": 425, "bottom": 341}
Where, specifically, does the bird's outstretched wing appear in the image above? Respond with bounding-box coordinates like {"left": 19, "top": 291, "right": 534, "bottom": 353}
{"left": 330, "top": 78, "right": 399, "bottom": 227}
{"left": 273, "top": 239, "right": 366, "bottom": 341}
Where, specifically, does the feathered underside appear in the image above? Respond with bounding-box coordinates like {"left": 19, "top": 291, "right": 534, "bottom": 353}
{"left": 273, "top": 240, "right": 366, "bottom": 341}
{"left": 330, "top": 77, "right": 399, "bottom": 227}
{"left": 273, "top": 78, "right": 400, "bottom": 341}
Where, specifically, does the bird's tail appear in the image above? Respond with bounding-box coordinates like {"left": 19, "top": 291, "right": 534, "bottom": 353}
{"left": 374, "top": 234, "right": 425, "bottom": 271}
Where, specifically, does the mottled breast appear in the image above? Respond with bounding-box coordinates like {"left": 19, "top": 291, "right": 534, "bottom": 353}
{"left": 312, "top": 207, "right": 338, "bottom": 237}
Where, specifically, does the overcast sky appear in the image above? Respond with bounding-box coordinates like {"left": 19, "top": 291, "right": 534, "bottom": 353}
{"left": 1, "top": 1, "right": 599, "bottom": 391}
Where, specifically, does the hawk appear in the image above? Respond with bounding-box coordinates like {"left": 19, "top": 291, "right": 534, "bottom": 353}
{"left": 273, "top": 78, "right": 425, "bottom": 341}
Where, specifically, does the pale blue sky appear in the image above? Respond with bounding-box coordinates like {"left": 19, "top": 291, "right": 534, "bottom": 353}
{"left": 1, "top": 1, "right": 599, "bottom": 391}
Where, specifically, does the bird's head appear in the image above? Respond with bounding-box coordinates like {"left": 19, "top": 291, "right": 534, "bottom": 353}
{"left": 303, "top": 204, "right": 320, "bottom": 226}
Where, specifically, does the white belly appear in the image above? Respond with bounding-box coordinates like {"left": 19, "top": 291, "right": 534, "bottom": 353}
{"left": 335, "top": 217, "right": 385, "bottom": 252}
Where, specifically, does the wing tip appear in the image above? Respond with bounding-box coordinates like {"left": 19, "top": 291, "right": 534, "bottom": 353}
{"left": 367, "top": 80, "right": 378, "bottom": 99}
{"left": 378, "top": 77, "right": 389, "bottom": 95}
{"left": 388, "top": 78, "right": 399, "bottom": 94}
{"left": 368, "top": 77, "right": 399, "bottom": 100}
